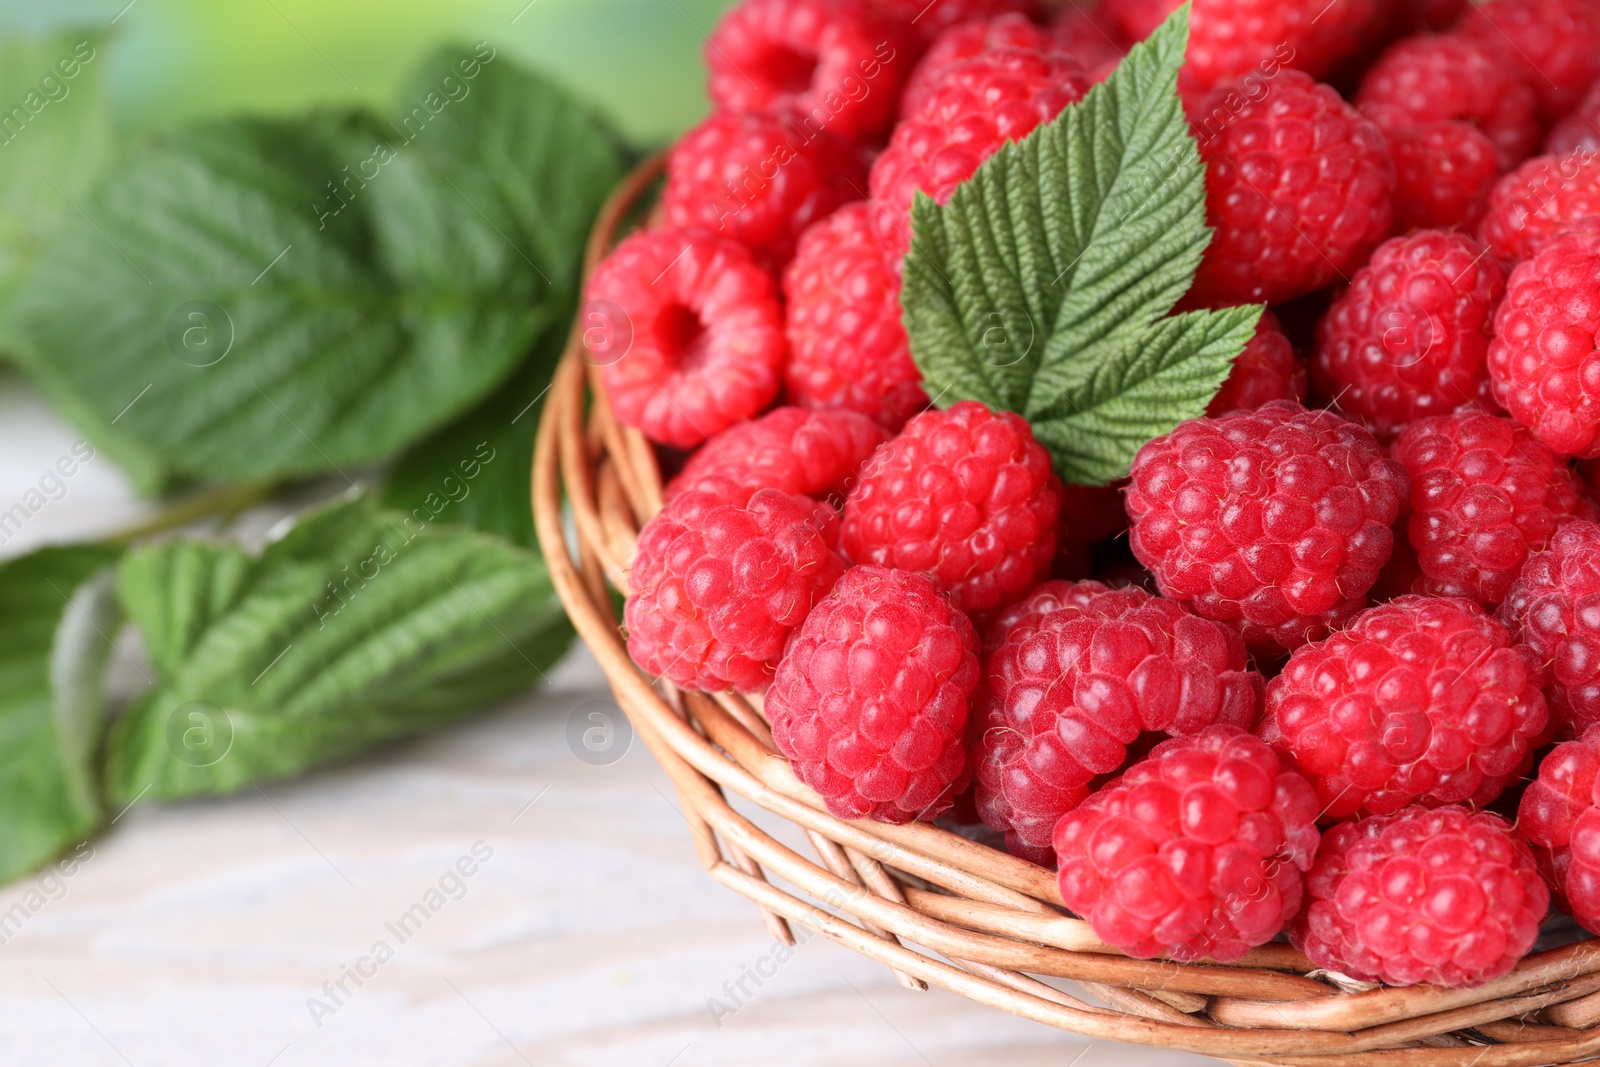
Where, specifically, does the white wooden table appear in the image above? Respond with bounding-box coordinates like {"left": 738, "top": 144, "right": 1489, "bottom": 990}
{"left": 0, "top": 376, "right": 1221, "bottom": 1066}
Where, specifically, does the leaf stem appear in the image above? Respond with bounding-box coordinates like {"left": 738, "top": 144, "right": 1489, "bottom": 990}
{"left": 107, "top": 482, "right": 278, "bottom": 545}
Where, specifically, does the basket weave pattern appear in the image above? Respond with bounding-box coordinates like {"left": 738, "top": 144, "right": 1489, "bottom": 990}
{"left": 531, "top": 156, "right": 1600, "bottom": 1065}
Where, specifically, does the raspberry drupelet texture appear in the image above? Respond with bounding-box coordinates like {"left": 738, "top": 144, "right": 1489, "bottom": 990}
{"left": 841, "top": 400, "right": 1064, "bottom": 616}
{"left": 625, "top": 483, "right": 846, "bottom": 693}
{"left": 898, "top": 13, "right": 1057, "bottom": 121}
{"left": 1053, "top": 726, "right": 1321, "bottom": 962}
{"left": 1206, "top": 311, "right": 1308, "bottom": 417}
{"left": 1293, "top": 806, "right": 1549, "bottom": 988}
{"left": 869, "top": 48, "right": 1093, "bottom": 260}
{"left": 661, "top": 111, "right": 867, "bottom": 273}
{"left": 1458, "top": 0, "right": 1600, "bottom": 123}
{"left": 1547, "top": 81, "right": 1600, "bottom": 158}
{"left": 1313, "top": 230, "right": 1506, "bottom": 443}
{"left": 1187, "top": 71, "right": 1396, "bottom": 307}
{"left": 586, "top": 227, "right": 786, "bottom": 449}
{"left": 1126, "top": 401, "right": 1408, "bottom": 652}
{"left": 1104, "top": 0, "right": 1378, "bottom": 90}
{"left": 1517, "top": 727, "right": 1600, "bottom": 929}
{"left": 666, "top": 406, "right": 888, "bottom": 502}
{"left": 1500, "top": 522, "right": 1600, "bottom": 736}
{"left": 706, "top": 0, "right": 912, "bottom": 143}
{"left": 869, "top": 0, "right": 1039, "bottom": 44}
{"left": 1487, "top": 230, "right": 1600, "bottom": 458}
{"left": 1393, "top": 412, "right": 1593, "bottom": 607}
{"left": 782, "top": 201, "right": 928, "bottom": 430}
{"left": 973, "top": 583, "right": 1263, "bottom": 865}
{"left": 1478, "top": 153, "right": 1600, "bottom": 265}
{"left": 1260, "top": 595, "right": 1549, "bottom": 818}
{"left": 767, "top": 565, "right": 981, "bottom": 822}
{"left": 1355, "top": 36, "right": 1540, "bottom": 232}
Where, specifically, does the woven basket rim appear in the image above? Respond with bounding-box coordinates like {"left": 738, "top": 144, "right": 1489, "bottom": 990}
{"left": 529, "top": 153, "right": 1600, "bottom": 1065}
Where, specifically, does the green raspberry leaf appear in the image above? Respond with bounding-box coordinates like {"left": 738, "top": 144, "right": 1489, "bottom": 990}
{"left": 903, "top": 4, "right": 1263, "bottom": 485}
{"left": 0, "top": 545, "right": 123, "bottom": 883}
{"left": 103, "top": 494, "right": 571, "bottom": 804}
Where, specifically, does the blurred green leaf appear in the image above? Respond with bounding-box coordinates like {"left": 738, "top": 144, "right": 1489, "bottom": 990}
{"left": 0, "top": 30, "right": 110, "bottom": 341}
{"left": 0, "top": 545, "right": 122, "bottom": 882}
{"left": 104, "top": 494, "right": 572, "bottom": 803}
{"left": 11, "top": 45, "right": 622, "bottom": 494}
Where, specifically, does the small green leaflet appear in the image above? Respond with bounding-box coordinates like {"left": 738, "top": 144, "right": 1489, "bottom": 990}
{"left": 103, "top": 494, "right": 572, "bottom": 803}
{"left": 903, "top": 5, "right": 1262, "bottom": 486}
{"left": 0, "top": 546, "right": 122, "bottom": 883}
{"left": 10, "top": 45, "right": 622, "bottom": 493}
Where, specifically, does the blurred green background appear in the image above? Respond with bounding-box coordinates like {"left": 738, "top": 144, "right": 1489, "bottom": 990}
{"left": 0, "top": 0, "right": 725, "bottom": 144}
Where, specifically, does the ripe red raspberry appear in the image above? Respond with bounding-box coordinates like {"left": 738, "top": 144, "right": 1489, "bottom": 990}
{"left": 974, "top": 584, "right": 1263, "bottom": 865}
{"left": 869, "top": 48, "right": 1093, "bottom": 260}
{"left": 1206, "top": 310, "right": 1307, "bottom": 417}
{"left": 1487, "top": 230, "right": 1600, "bottom": 458}
{"left": 1053, "top": 726, "right": 1321, "bottom": 962}
{"left": 1547, "top": 81, "right": 1600, "bottom": 158}
{"left": 1458, "top": 0, "right": 1600, "bottom": 123}
{"left": 661, "top": 111, "right": 867, "bottom": 273}
{"left": 1517, "top": 727, "right": 1600, "bottom": 929}
{"left": 1187, "top": 72, "right": 1395, "bottom": 307}
{"left": 1313, "top": 230, "right": 1506, "bottom": 443}
{"left": 666, "top": 406, "right": 888, "bottom": 502}
{"left": 1357, "top": 36, "right": 1540, "bottom": 172}
{"left": 1126, "top": 401, "right": 1408, "bottom": 652}
{"left": 867, "top": 0, "right": 1039, "bottom": 45}
{"left": 898, "top": 13, "right": 1058, "bottom": 120}
{"left": 1393, "top": 412, "right": 1593, "bottom": 607}
{"left": 767, "top": 565, "right": 981, "bottom": 822}
{"left": 1105, "top": 0, "right": 1379, "bottom": 89}
{"left": 1500, "top": 521, "right": 1600, "bottom": 736}
{"left": 1048, "top": 2, "right": 1130, "bottom": 81}
{"left": 625, "top": 484, "right": 845, "bottom": 693}
{"left": 586, "top": 227, "right": 785, "bottom": 449}
{"left": 1261, "top": 596, "right": 1549, "bottom": 818}
{"left": 782, "top": 201, "right": 927, "bottom": 430}
{"left": 706, "top": 0, "right": 913, "bottom": 143}
{"left": 1478, "top": 153, "right": 1600, "bottom": 265}
{"left": 1293, "top": 806, "right": 1548, "bottom": 988}
{"left": 1355, "top": 36, "right": 1540, "bottom": 231}
{"left": 841, "top": 400, "right": 1064, "bottom": 616}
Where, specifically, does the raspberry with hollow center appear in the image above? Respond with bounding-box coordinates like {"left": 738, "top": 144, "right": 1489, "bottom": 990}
{"left": 1313, "top": 230, "right": 1506, "bottom": 443}
{"left": 767, "top": 565, "right": 981, "bottom": 822}
{"left": 1053, "top": 725, "right": 1322, "bottom": 962}
{"left": 1458, "top": 0, "right": 1600, "bottom": 123}
{"left": 782, "top": 201, "right": 928, "bottom": 431}
{"left": 586, "top": 227, "right": 786, "bottom": 449}
{"left": 1187, "top": 71, "right": 1396, "bottom": 307}
{"left": 1517, "top": 727, "right": 1600, "bottom": 929}
{"left": 1393, "top": 412, "right": 1593, "bottom": 607}
{"left": 1260, "top": 595, "right": 1549, "bottom": 818}
{"left": 1126, "top": 401, "right": 1408, "bottom": 652}
{"left": 1487, "top": 229, "right": 1600, "bottom": 458}
{"left": 1500, "top": 521, "right": 1600, "bottom": 736}
{"left": 869, "top": 47, "right": 1093, "bottom": 260}
{"left": 1104, "top": 0, "right": 1379, "bottom": 89}
{"left": 666, "top": 406, "right": 888, "bottom": 502}
{"left": 973, "top": 583, "right": 1263, "bottom": 865}
{"left": 841, "top": 400, "right": 1064, "bottom": 616}
{"left": 625, "top": 482, "right": 845, "bottom": 693}
{"left": 1477, "top": 153, "right": 1600, "bottom": 265}
{"left": 707, "top": 0, "right": 913, "bottom": 143}
{"left": 661, "top": 110, "right": 867, "bottom": 273}
{"left": 1292, "top": 806, "right": 1548, "bottom": 988}
{"left": 1207, "top": 310, "right": 1307, "bottom": 417}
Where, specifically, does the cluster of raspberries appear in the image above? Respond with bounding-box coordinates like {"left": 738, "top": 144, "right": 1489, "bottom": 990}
{"left": 592, "top": 0, "right": 1600, "bottom": 992}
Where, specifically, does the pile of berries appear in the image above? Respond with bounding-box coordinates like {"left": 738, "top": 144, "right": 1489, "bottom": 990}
{"left": 591, "top": 0, "right": 1600, "bottom": 990}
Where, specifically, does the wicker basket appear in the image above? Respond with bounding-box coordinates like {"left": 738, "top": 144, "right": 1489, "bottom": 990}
{"left": 531, "top": 155, "right": 1600, "bottom": 1066}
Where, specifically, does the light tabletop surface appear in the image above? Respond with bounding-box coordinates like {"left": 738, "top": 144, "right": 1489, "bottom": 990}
{"left": 0, "top": 376, "right": 1221, "bottom": 1066}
